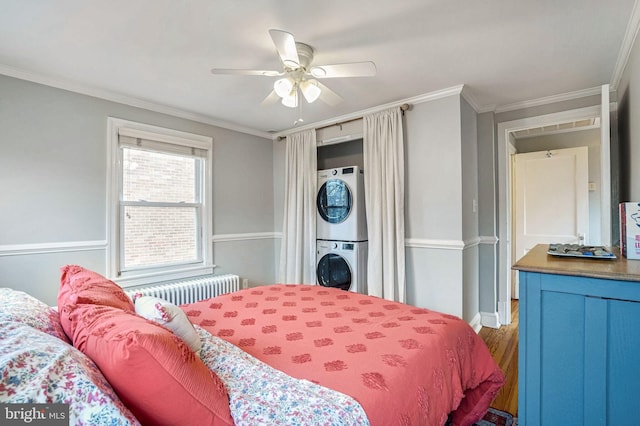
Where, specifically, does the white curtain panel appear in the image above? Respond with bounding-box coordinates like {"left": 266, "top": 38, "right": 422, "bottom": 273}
{"left": 279, "top": 129, "right": 317, "bottom": 284}
{"left": 363, "top": 107, "right": 406, "bottom": 302}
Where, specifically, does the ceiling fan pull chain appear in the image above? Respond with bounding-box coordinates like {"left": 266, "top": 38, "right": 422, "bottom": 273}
{"left": 294, "top": 93, "right": 304, "bottom": 126}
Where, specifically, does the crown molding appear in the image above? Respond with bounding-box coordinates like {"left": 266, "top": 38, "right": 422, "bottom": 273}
{"left": 0, "top": 64, "right": 272, "bottom": 140}
{"left": 611, "top": 0, "right": 640, "bottom": 91}
{"left": 494, "top": 86, "right": 603, "bottom": 114}
{"left": 461, "top": 86, "right": 494, "bottom": 113}
{"left": 272, "top": 85, "right": 466, "bottom": 140}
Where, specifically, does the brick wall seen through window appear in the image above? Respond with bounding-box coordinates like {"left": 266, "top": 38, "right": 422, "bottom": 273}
{"left": 122, "top": 148, "right": 199, "bottom": 268}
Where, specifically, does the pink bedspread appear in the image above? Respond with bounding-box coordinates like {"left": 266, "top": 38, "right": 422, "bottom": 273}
{"left": 183, "top": 285, "right": 504, "bottom": 426}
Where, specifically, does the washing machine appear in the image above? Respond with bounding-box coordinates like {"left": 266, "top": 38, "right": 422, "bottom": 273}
{"left": 316, "top": 240, "right": 368, "bottom": 293}
{"left": 316, "top": 166, "right": 367, "bottom": 242}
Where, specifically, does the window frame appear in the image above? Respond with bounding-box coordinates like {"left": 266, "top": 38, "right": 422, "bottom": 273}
{"left": 107, "top": 118, "right": 214, "bottom": 287}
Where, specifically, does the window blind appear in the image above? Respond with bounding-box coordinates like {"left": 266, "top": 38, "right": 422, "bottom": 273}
{"left": 118, "top": 128, "right": 208, "bottom": 158}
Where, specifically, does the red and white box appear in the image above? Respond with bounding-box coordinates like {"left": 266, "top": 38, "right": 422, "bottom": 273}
{"left": 620, "top": 202, "right": 640, "bottom": 260}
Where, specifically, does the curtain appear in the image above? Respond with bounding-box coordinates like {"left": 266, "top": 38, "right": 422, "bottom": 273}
{"left": 279, "top": 129, "right": 317, "bottom": 284}
{"left": 363, "top": 107, "right": 406, "bottom": 302}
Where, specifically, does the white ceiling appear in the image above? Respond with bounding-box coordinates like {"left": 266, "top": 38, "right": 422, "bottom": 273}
{"left": 0, "top": 0, "right": 637, "bottom": 137}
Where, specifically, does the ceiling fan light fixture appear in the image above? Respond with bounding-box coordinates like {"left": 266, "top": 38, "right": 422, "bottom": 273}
{"left": 310, "top": 66, "right": 327, "bottom": 77}
{"left": 274, "top": 78, "right": 294, "bottom": 97}
{"left": 281, "top": 91, "right": 298, "bottom": 108}
{"left": 283, "top": 59, "right": 299, "bottom": 69}
{"left": 300, "top": 79, "right": 321, "bottom": 103}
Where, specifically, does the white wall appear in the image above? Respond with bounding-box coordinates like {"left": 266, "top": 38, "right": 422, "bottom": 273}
{"left": 0, "top": 74, "right": 277, "bottom": 305}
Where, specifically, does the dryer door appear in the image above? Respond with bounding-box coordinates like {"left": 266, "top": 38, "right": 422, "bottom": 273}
{"left": 317, "top": 253, "right": 352, "bottom": 291}
{"left": 317, "top": 179, "right": 352, "bottom": 224}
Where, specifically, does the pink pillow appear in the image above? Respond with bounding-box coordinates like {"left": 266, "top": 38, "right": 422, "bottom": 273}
{"left": 61, "top": 303, "right": 233, "bottom": 426}
{"left": 58, "top": 265, "right": 133, "bottom": 312}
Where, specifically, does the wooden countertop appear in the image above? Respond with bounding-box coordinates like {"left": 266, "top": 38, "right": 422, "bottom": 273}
{"left": 513, "top": 244, "right": 640, "bottom": 282}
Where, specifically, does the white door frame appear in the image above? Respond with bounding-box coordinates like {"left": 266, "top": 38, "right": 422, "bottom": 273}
{"left": 496, "top": 101, "right": 610, "bottom": 325}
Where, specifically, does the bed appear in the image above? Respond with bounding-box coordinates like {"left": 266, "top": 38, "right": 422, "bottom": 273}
{"left": 183, "top": 284, "right": 505, "bottom": 425}
{"left": 1, "top": 266, "right": 504, "bottom": 425}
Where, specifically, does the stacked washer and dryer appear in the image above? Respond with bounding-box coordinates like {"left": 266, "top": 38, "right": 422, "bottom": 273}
{"left": 316, "top": 166, "right": 368, "bottom": 293}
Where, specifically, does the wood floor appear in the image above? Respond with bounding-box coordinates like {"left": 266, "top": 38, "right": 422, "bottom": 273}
{"left": 478, "top": 300, "right": 519, "bottom": 417}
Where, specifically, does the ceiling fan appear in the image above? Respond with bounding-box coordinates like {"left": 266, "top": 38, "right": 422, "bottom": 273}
{"left": 211, "top": 29, "right": 376, "bottom": 109}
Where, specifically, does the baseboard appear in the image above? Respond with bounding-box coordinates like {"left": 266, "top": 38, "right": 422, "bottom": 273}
{"left": 498, "top": 301, "right": 510, "bottom": 325}
{"left": 469, "top": 312, "right": 482, "bottom": 333}
{"left": 481, "top": 311, "right": 501, "bottom": 329}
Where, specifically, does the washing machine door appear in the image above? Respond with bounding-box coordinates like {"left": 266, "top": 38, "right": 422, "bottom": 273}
{"left": 317, "top": 253, "right": 352, "bottom": 291}
{"left": 317, "top": 179, "right": 352, "bottom": 224}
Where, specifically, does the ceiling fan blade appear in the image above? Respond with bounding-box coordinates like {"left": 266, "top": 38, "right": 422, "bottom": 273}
{"left": 269, "top": 29, "right": 300, "bottom": 68}
{"left": 316, "top": 81, "right": 343, "bottom": 106}
{"left": 310, "top": 61, "right": 377, "bottom": 78}
{"left": 261, "top": 90, "right": 280, "bottom": 106}
{"left": 211, "top": 68, "right": 283, "bottom": 77}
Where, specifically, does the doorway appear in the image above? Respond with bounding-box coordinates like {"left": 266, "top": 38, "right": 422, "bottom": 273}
{"left": 496, "top": 85, "right": 611, "bottom": 325}
{"left": 511, "top": 145, "right": 592, "bottom": 298}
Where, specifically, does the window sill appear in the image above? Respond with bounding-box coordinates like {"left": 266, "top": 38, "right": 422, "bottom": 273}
{"left": 114, "top": 265, "right": 217, "bottom": 288}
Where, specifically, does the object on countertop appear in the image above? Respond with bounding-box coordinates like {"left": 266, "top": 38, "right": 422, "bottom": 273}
{"left": 547, "top": 243, "right": 616, "bottom": 259}
{"left": 620, "top": 202, "right": 640, "bottom": 260}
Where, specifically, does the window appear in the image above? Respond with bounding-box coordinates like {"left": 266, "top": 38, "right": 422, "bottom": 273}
{"left": 107, "top": 118, "right": 213, "bottom": 286}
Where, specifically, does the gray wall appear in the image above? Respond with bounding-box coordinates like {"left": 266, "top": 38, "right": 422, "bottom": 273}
{"left": 477, "top": 112, "right": 498, "bottom": 316}
{"left": 617, "top": 23, "right": 640, "bottom": 202}
{"left": 0, "top": 75, "right": 276, "bottom": 305}
{"left": 495, "top": 95, "right": 602, "bottom": 124}
{"left": 404, "top": 93, "right": 471, "bottom": 319}
{"left": 3, "top": 56, "right": 633, "bottom": 327}
{"left": 460, "top": 97, "right": 479, "bottom": 323}
{"left": 272, "top": 139, "right": 286, "bottom": 281}
{"left": 405, "top": 95, "right": 463, "bottom": 241}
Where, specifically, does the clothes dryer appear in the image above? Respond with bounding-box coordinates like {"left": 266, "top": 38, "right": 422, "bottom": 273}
{"left": 316, "top": 240, "right": 368, "bottom": 293}
{"left": 316, "top": 166, "right": 367, "bottom": 242}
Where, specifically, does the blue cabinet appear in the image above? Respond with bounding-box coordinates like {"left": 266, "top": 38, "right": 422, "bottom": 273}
{"left": 515, "top": 245, "right": 640, "bottom": 425}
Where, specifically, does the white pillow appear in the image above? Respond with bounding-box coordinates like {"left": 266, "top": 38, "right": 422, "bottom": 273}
{"left": 134, "top": 296, "right": 202, "bottom": 355}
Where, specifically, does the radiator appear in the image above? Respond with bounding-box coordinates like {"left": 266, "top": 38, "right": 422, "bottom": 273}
{"left": 125, "top": 274, "right": 240, "bottom": 305}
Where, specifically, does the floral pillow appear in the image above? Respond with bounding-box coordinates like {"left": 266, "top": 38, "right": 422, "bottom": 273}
{"left": 0, "top": 320, "right": 140, "bottom": 425}
{"left": 0, "top": 287, "right": 69, "bottom": 343}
